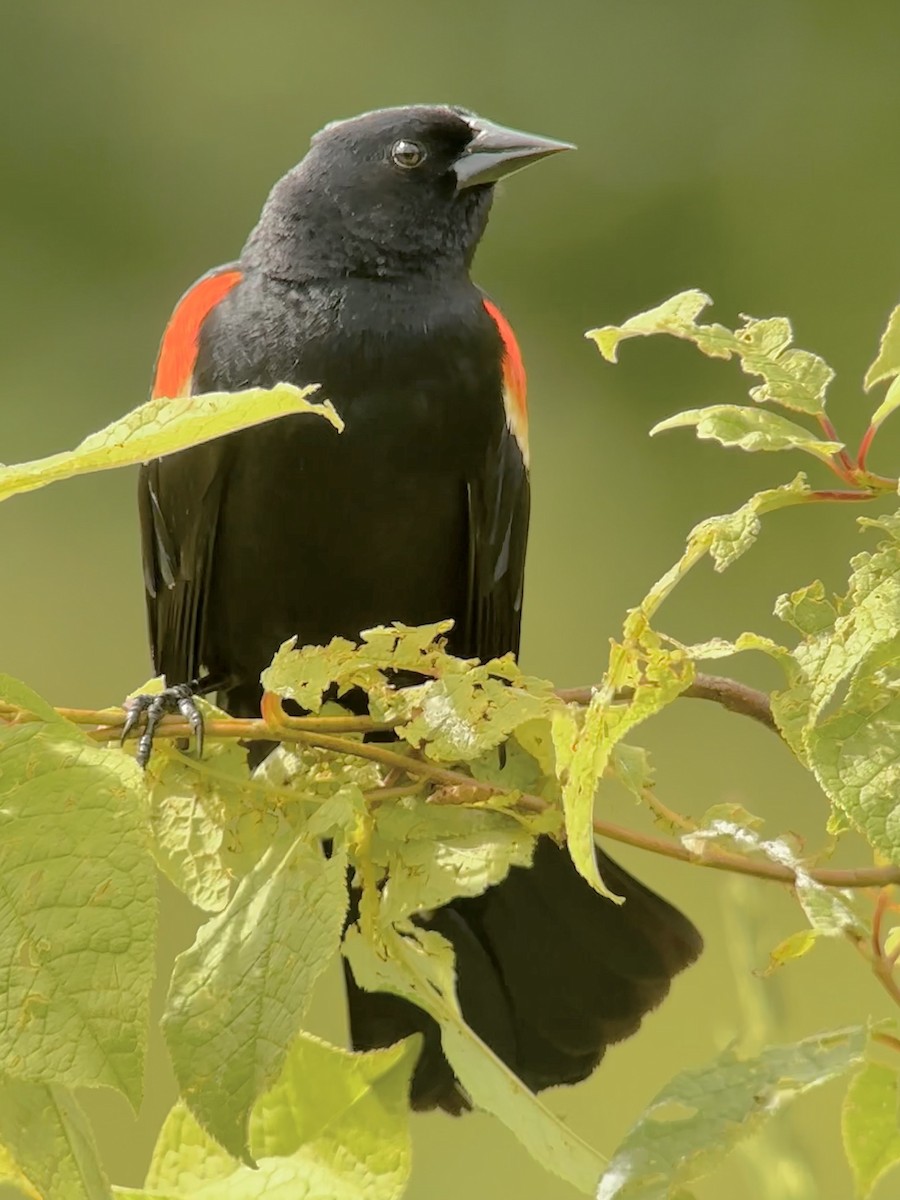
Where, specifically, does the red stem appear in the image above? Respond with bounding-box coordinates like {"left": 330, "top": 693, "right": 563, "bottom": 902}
{"left": 809, "top": 489, "right": 876, "bottom": 502}
{"left": 818, "top": 414, "right": 855, "bottom": 476}
{"left": 857, "top": 423, "right": 877, "bottom": 473}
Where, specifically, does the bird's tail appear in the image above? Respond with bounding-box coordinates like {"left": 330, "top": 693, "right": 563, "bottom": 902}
{"left": 344, "top": 836, "right": 702, "bottom": 1113}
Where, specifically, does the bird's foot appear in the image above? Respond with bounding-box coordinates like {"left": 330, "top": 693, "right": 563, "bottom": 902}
{"left": 121, "top": 682, "right": 204, "bottom": 768}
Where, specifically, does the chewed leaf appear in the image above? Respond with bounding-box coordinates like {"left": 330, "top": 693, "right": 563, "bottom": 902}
{"left": 588, "top": 290, "right": 834, "bottom": 416}
{"left": 635, "top": 477, "right": 812, "bottom": 622}
{"left": 651, "top": 405, "right": 842, "bottom": 461}
{"left": 865, "top": 302, "right": 900, "bottom": 390}
{"left": 370, "top": 802, "right": 535, "bottom": 923}
{"left": 598, "top": 1027, "right": 865, "bottom": 1199}
{"left": 588, "top": 291, "right": 715, "bottom": 361}
{"left": 0, "top": 383, "right": 340, "bottom": 504}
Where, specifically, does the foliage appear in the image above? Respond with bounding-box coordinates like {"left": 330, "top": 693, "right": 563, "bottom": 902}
{"left": 3, "top": 297, "right": 900, "bottom": 1197}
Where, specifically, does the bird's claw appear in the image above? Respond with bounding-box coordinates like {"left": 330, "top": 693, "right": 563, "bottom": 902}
{"left": 121, "top": 683, "right": 204, "bottom": 768}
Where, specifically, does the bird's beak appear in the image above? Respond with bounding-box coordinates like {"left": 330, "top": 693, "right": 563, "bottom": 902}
{"left": 454, "top": 118, "right": 575, "bottom": 190}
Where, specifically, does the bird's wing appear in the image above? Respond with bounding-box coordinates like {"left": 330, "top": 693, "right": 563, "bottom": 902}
{"left": 463, "top": 297, "right": 531, "bottom": 661}
{"left": 139, "top": 263, "right": 243, "bottom": 683}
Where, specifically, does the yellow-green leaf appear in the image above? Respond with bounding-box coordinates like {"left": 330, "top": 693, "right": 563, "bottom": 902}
{"left": 0, "top": 384, "right": 340, "bottom": 504}
{"left": 842, "top": 1062, "right": 900, "bottom": 1198}
{"left": 865, "top": 303, "right": 900, "bottom": 390}
{"left": 162, "top": 837, "right": 348, "bottom": 1160}
{"left": 588, "top": 290, "right": 834, "bottom": 416}
{"left": 0, "top": 694, "right": 155, "bottom": 1107}
{"left": 0, "top": 1079, "right": 112, "bottom": 1200}
{"left": 145, "top": 1034, "right": 418, "bottom": 1200}
{"left": 868, "top": 375, "right": 900, "bottom": 431}
{"left": 651, "top": 405, "right": 842, "bottom": 461}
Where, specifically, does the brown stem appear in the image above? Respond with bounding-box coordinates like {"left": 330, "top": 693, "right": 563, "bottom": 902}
{"left": 558, "top": 672, "right": 778, "bottom": 736}
{"left": 872, "top": 1030, "right": 900, "bottom": 1055}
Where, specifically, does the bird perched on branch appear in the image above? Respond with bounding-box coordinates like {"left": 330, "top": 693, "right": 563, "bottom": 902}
{"left": 133, "top": 104, "right": 702, "bottom": 1112}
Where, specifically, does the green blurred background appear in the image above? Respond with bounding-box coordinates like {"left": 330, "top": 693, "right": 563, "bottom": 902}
{"left": 3, "top": 2, "right": 899, "bottom": 1196}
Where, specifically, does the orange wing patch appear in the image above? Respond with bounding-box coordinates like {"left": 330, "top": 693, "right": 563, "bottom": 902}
{"left": 482, "top": 298, "right": 528, "bottom": 467}
{"left": 152, "top": 267, "right": 243, "bottom": 400}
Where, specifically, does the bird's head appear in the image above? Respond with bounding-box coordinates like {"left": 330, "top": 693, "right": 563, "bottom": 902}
{"left": 244, "top": 105, "right": 573, "bottom": 281}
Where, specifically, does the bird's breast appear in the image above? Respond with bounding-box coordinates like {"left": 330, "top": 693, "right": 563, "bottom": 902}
{"left": 195, "top": 274, "right": 506, "bottom": 466}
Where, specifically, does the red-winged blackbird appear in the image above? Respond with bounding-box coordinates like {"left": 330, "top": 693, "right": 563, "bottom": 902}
{"left": 134, "top": 105, "right": 701, "bottom": 1113}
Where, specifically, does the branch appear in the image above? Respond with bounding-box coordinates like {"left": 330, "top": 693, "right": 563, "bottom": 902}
{"left": 2, "top": 669, "right": 779, "bottom": 738}
{"left": 557, "top": 672, "right": 778, "bottom": 736}
{"left": 114, "top": 709, "right": 899, "bottom": 892}
{"left": 5, "top": 687, "right": 895, "bottom": 890}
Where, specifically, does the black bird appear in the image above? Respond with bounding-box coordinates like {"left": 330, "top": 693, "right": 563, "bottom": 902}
{"left": 135, "top": 105, "right": 701, "bottom": 1112}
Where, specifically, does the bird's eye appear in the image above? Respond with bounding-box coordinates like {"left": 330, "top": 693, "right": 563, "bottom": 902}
{"left": 391, "top": 139, "right": 426, "bottom": 169}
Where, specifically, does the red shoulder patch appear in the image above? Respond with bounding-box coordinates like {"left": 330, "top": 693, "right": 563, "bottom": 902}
{"left": 482, "top": 297, "right": 528, "bottom": 465}
{"left": 152, "top": 267, "right": 243, "bottom": 400}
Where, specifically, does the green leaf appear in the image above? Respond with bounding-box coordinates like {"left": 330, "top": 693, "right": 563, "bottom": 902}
{"left": 145, "top": 1033, "right": 417, "bottom": 1200}
{"left": 597, "top": 1026, "right": 866, "bottom": 1199}
{"left": 865, "top": 303, "right": 900, "bottom": 390}
{"left": 0, "top": 384, "right": 340, "bottom": 504}
{"left": 588, "top": 290, "right": 834, "bottom": 416}
{"left": 0, "top": 714, "right": 155, "bottom": 1106}
{"left": 805, "top": 663, "right": 900, "bottom": 863}
{"left": 745, "top": 513, "right": 900, "bottom": 855}
{"left": 774, "top": 525, "right": 900, "bottom": 732}
{"left": 651, "top": 405, "right": 842, "bottom": 461}
{"left": 556, "top": 635, "right": 692, "bottom": 899}
{"left": 162, "top": 836, "right": 348, "bottom": 1160}
{"left": 842, "top": 1062, "right": 900, "bottom": 1198}
{"left": 344, "top": 923, "right": 605, "bottom": 1195}
{"left": 0, "top": 1078, "right": 112, "bottom": 1199}
{"left": 369, "top": 801, "right": 535, "bottom": 923}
